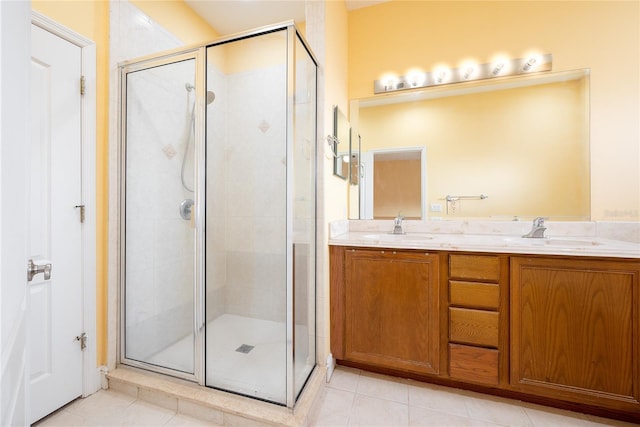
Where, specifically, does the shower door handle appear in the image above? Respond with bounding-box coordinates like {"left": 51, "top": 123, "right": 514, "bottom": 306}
{"left": 27, "top": 259, "right": 52, "bottom": 282}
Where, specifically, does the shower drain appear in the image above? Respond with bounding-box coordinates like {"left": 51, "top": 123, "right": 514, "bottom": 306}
{"left": 235, "top": 344, "right": 255, "bottom": 354}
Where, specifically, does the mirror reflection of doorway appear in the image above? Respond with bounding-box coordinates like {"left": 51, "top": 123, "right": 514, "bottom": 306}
{"left": 360, "top": 147, "right": 426, "bottom": 220}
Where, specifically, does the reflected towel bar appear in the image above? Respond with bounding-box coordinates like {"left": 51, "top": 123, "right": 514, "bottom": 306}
{"left": 446, "top": 194, "right": 489, "bottom": 202}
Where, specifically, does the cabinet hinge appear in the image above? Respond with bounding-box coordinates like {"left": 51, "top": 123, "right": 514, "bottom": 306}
{"left": 75, "top": 332, "right": 87, "bottom": 350}
{"left": 80, "top": 75, "right": 86, "bottom": 95}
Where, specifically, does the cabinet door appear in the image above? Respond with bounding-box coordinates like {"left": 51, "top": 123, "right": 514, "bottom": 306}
{"left": 511, "top": 257, "right": 640, "bottom": 411}
{"left": 344, "top": 249, "right": 440, "bottom": 375}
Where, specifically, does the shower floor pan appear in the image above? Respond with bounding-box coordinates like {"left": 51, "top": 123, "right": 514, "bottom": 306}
{"left": 146, "top": 314, "right": 312, "bottom": 404}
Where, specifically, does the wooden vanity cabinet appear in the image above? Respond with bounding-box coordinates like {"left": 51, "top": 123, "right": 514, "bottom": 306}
{"left": 330, "top": 245, "right": 640, "bottom": 420}
{"left": 330, "top": 246, "right": 442, "bottom": 376}
{"left": 510, "top": 256, "right": 640, "bottom": 414}
{"left": 447, "top": 254, "right": 509, "bottom": 386}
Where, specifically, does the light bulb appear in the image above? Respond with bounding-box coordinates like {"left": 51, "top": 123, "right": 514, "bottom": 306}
{"left": 523, "top": 57, "right": 537, "bottom": 71}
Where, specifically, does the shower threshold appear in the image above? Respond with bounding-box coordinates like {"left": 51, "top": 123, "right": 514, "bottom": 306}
{"left": 106, "top": 364, "right": 325, "bottom": 426}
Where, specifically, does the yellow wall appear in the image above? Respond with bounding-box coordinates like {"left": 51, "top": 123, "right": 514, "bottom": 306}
{"left": 349, "top": 1, "right": 639, "bottom": 221}
{"left": 318, "top": 0, "right": 350, "bottom": 363}
{"left": 130, "top": 0, "right": 219, "bottom": 45}
{"left": 31, "top": 0, "right": 110, "bottom": 365}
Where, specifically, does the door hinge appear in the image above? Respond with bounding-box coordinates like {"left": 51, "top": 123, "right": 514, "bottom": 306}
{"left": 80, "top": 75, "right": 86, "bottom": 95}
{"left": 75, "top": 332, "right": 87, "bottom": 350}
{"left": 74, "top": 204, "right": 85, "bottom": 223}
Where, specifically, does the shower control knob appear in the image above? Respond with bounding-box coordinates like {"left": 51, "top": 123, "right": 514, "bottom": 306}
{"left": 180, "top": 199, "right": 195, "bottom": 220}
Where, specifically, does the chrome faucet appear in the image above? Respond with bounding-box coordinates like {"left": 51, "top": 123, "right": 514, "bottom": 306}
{"left": 392, "top": 215, "right": 405, "bottom": 234}
{"left": 522, "top": 217, "right": 547, "bottom": 238}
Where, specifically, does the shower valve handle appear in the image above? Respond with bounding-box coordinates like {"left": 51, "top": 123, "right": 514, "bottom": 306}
{"left": 180, "top": 199, "right": 195, "bottom": 220}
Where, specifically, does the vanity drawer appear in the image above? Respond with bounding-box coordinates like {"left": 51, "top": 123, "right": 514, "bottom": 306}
{"left": 449, "top": 307, "right": 499, "bottom": 347}
{"left": 449, "top": 281, "right": 499, "bottom": 310}
{"left": 449, "top": 343, "right": 499, "bottom": 385}
{"left": 449, "top": 254, "right": 501, "bottom": 282}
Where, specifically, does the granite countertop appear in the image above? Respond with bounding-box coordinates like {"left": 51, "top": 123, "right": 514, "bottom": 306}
{"left": 328, "top": 220, "right": 640, "bottom": 259}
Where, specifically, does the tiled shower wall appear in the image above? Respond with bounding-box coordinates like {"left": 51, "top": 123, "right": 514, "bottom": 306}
{"left": 124, "top": 61, "right": 196, "bottom": 362}
{"left": 215, "top": 63, "right": 288, "bottom": 323}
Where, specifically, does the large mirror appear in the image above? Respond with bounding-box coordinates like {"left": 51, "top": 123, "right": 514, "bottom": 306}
{"left": 349, "top": 69, "right": 590, "bottom": 221}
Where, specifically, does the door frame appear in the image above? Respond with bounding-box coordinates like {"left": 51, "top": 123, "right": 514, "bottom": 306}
{"left": 360, "top": 146, "right": 427, "bottom": 220}
{"left": 31, "top": 10, "right": 99, "bottom": 397}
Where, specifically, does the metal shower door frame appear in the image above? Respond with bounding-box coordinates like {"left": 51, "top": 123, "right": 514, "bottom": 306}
{"left": 117, "top": 47, "right": 207, "bottom": 384}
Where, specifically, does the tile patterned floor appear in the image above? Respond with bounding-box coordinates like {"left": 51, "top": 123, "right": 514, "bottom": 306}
{"left": 307, "top": 367, "right": 639, "bottom": 427}
{"left": 36, "top": 366, "right": 639, "bottom": 426}
{"left": 34, "top": 390, "right": 216, "bottom": 427}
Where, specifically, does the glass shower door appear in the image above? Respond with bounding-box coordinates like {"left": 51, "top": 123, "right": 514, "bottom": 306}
{"left": 204, "top": 25, "right": 317, "bottom": 407}
{"left": 123, "top": 57, "right": 198, "bottom": 376}
{"left": 205, "top": 29, "right": 289, "bottom": 404}
{"left": 292, "top": 32, "right": 317, "bottom": 401}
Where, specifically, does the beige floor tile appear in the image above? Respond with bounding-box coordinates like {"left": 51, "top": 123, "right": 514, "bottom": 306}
{"left": 36, "top": 374, "right": 636, "bottom": 427}
{"left": 357, "top": 372, "right": 409, "bottom": 404}
{"left": 308, "top": 387, "right": 355, "bottom": 427}
{"left": 35, "top": 408, "right": 86, "bottom": 427}
{"left": 468, "top": 419, "right": 513, "bottom": 427}
{"left": 522, "top": 403, "right": 589, "bottom": 426}
{"left": 118, "top": 399, "right": 175, "bottom": 426}
{"left": 410, "top": 406, "right": 473, "bottom": 426}
{"left": 164, "top": 413, "right": 222, "bottom": 426}
{"left": 464, "top": 396, "right": 533, "bottom": 427}
{"left": 63, "top": 390, "right": 136, "bottom": 424}
{"left": 408, "top": 383, "right": 469, "bottom": 418}
{"left": 348, "top": 394, "right": 409, "bottom": 426}
{"left": 328, "top": 366, "right": 361, "bottom": 393}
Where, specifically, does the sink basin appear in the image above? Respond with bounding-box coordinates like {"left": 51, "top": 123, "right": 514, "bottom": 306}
{"left": 503, "top": 237, "right": 602, "bottom": 247}
{"left": 363, "top": 233, "right": 433, "bottom": 241}
{"left": 544, "top": 238, "right": 602, "bottom": 246}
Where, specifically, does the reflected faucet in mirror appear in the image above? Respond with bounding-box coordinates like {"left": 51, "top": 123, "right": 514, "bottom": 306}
{"left": 392, "top": 215, "right": 405, "bottom": 234}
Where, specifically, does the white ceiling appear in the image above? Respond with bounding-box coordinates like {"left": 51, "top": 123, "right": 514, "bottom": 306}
{"left": 185, "top": 0, "right": 388, "bottom": 36}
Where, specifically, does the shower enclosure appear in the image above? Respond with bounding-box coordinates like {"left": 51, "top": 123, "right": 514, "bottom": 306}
{"left": 119, "top": 23, "right": 317, "bottom": 407}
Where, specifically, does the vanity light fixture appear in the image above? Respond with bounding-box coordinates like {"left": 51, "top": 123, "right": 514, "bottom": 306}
{"left": 462, "top": 66, "right": 476, "bottom": 80}
{"left": 491, "top": 62, "right": 505, "bottom": 75}
{"left": 407, "top": 71, "right": 427, "bottom": 87}
{"left": 373, "top": 53, "right": 552, "bottom": 94}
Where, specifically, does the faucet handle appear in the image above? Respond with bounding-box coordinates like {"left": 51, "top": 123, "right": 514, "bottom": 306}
{"left": 533, "top": 217, "right": 546, "bottom": 227}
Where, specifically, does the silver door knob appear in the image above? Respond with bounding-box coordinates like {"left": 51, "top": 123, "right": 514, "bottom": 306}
{"left": 27, "top": 259, "right": 52, "bottom": 282}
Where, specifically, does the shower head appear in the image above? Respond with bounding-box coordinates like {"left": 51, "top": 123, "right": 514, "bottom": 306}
{"left": 185, "top": 83, "right": 215, "bottom": 105}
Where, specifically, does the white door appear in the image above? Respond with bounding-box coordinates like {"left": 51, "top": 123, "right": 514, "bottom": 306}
{"left": 0, "top": 2, "right": 31, "bottom": 425}
{"left": 29, "top": 23, "right": 84, "bottom": 424}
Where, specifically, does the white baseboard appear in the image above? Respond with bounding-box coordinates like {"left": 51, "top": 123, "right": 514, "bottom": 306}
{"left": 326, "top": 353, "right": 335, "bottom": 382}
